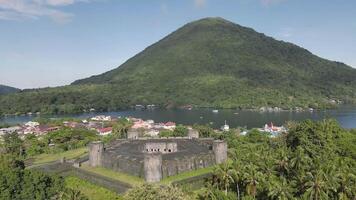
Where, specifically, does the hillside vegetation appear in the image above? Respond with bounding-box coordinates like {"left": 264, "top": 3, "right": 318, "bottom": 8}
{"left": 0, "top": 84, "right": 20, "bottom": 95}
{"left": 1, "top": 17, "right": 356, "bottom": 115}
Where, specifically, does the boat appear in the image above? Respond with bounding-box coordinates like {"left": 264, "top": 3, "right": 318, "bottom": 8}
{"left": 221, "top": 120, "right": 230, "bottom": 131}
{"left": 212, "top": 109, "right": 219, "bottom": 113}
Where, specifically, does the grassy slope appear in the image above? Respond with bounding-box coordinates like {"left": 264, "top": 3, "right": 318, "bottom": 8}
{"left": 31, "top": 147, "right": 88, "bottom": 165}
{"left": 80, "top": 163, "right": 213, "bottom": 185}
{"left": 160, "top": 166, "right": 214, "bottom": 184}
{"left": 65, "top": 176, "right": 123, "bottom": 200}
{"left": 80, "top": 164, "right": 144, "bottom": 186}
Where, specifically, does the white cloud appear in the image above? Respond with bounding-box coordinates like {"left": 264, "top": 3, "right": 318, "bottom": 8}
{"left": 194, "top": 0, "right": 206, "bottom": 8}
{"left": 0, "top": 0, "right": 87, "bottom": 23}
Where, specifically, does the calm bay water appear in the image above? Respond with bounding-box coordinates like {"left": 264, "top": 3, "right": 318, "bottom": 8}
{"left": 1, "top": 106, "right": 356, "bottom": 129}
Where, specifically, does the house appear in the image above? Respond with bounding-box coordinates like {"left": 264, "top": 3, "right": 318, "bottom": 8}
{"left": 36, "top": 125, "right": 60, "bottom": 135}
{"left": 25, "top": 121, "right": 39, "bottom": 127}
{"left": 97, "top": 127, "right": 113, "bottom": 136}
{"left": 0, "top": 126, "right": 22, "bottom": 136}
{"left": 91, "top": 115, "right": 112, "bottom": 121}
{"left": 132, "top": 119, "right": 153, "bottom": 129}
{"left": 163, "top": 122, "right": 176, "bottom": 130}
{"left": 259, "top": 122, "right": 286, "bottom": 137}
{"left": 145, "top": 129, "right": 160, "bottom": 137}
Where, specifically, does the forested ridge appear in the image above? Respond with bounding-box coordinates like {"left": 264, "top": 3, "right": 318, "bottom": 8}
{"left": 0, "top": 85, "right": 19, "bottom": 95}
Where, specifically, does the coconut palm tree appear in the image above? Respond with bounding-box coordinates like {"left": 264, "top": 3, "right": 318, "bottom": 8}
{"left": 276, "top": 148, "right": 291, "bottom": 176}
{"left": 243, "top": 164, "right": 264, "bottom": 199}
{"left": 214, "top": 160, "right": 235, "bottom": 196}
{"left": 231, "top": 160, "right": 243, "bottom": 200}
{"left": 268, "top": 177, "right": 295, "bottom": 200}
{"left": 336, "top": 166, "right": 356, "bottom": 200}
{"left": 112, "top": 119, "right": 132, "bottom": 138}
{"left": 290, "top": 146, "right": 310, "bottom": 172}
{"left": 303, "top": 170, "right": 329, "bottom": 200}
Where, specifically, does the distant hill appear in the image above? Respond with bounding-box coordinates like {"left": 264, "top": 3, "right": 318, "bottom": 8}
{"left": 0, "top": 17, "right": 355, "bottom": 115}
{"left": 0, "top": 85, "right": 20, "bottom": 95}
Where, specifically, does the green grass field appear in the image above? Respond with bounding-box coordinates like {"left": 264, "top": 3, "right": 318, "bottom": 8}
{"left": 80, "top": 164, "right": 144, "bottom": 187}
{"left": 65, "top": 176, "right": 123, "bottom": 200}
{"left": 160, "top": 166, "right": 214, "bottom": 184}
{"left": 32, "top": 147, "right": 88, "bottom": 165}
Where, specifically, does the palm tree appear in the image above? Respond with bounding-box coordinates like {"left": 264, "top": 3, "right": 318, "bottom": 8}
{"left": 290, "top": 146, "right": 310, "bottom": 172}
{"left": 112, "top": 119, "right": 132, "bottom": 138}
{"left": 303, "top": 170, "right": 329, "bottom": 200}
{"left": 275, "top": 148, "right": 290, "bottom": 177}
{"left": 336, "top": 165, "right": 356, "bottom": 200}
{"left": 231, "top": 160, "right": 243, "bottom": 200}
{"left": 243, "top": 164, "right": 264, "bottom": 199}
{"left": 214, "top": 160, "right": 235, "bottom": 196}
{"left": 268, "top": 177, "right": 295, "bottom": 200}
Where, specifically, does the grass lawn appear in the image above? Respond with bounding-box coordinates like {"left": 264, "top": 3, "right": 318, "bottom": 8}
{"left": 65, "top": 176, "right": 123, "bottom": 200}
{"left": 80, "top": 164, "right": 144, "bottom": 187}
{"left": 32, "top": 147, "right": 88, "bottom": 165}
{"left": 160, "top": 166, "right": 215, "bottom": 184}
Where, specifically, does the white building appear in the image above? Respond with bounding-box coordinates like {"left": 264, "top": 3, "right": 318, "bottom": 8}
{"left": 25, "top": 121, "right": 39, "bottom": 127}
{"left": 91, "top": 115, "right": 112, "bottom": 121}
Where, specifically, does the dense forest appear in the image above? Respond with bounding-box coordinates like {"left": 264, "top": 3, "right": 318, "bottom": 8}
{"left": 0, "top": 119, "right": 355, "bottom": 199}
{"left": 1, "top": 17, "right": 356, "bottom": 115}
{"left": 198, "top": 119, "right": 356, "bottom": 199}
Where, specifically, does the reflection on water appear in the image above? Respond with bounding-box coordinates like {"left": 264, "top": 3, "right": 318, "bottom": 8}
{"left": 1, "top": 106, "right": 356, "bottom": 129}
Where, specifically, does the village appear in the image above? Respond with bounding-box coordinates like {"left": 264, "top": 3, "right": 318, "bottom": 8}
{"left": 0, "top": 114, "right": 287, "bottom": 139}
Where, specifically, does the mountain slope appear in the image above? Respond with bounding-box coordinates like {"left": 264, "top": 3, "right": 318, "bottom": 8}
{"left": 73, "top": 17, "right": 356, "bottom": 106}
{"left": 0, "top": 85, "right": 20, "bottom": 95}
{"left": 0, "top": 17, "right": 355, "bottom": 115}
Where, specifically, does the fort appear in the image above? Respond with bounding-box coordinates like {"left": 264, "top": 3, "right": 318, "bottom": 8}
{"left": 88, "top": 130, "right": 227, "bottom": 182}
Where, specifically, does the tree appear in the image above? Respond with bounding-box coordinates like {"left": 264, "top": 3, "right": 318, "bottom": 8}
{"left": 229, "top": 159, "right": 244, "bottom": 200}
{"left": 0, "top": 155, "right": 64, "bottom": 200}
{"left": 274, "top": 148, "right": 290, "bottom": 177}
{"left": 59, "top": 188, "right": 88, "bottom": 200}
{"left": 193, "top": 124, "right": 215, "bottom": 138}
{"left": 124, "top": 184, "right": 188, "bottom": 200}
{"left": 214, "top": 161, "right": 235, "bottom": 196}
{"left": 173, "top": 125, "right": 188, "bottom": 137}
{"left": 243, "top": 164, "right": 264, "bottom": 199}
{"left": 112, "top": 118, "right": 132, "bottom": 139}
{"left": 3, "top": 132, "right": 24, "bottom": 157}
{"left": 335, "top": 163, "right": 356, "bottom": 200}
{"left": 267, "top": 177, "right": 295, "bottom": 200}
{"left": 289, "top": 146, "right": 310, "bottom": 172}
{"left": 303, "top": 170, "right": 329, "bottom": 200}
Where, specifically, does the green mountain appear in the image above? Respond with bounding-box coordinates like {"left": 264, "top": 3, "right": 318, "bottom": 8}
{"left": 0, "top": 85, "right": 20, "bottom": 95}
{"left": 0, "top": 17, "right": 355, "bottom": 115}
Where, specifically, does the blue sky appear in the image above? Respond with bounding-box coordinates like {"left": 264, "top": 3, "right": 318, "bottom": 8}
{"left": 0, "top": 0, "right": 355, "bottom": 89}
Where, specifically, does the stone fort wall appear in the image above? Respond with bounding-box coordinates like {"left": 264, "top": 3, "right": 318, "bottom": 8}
{"left": 101, "top": 154, "right": 144, "bottom": 177}
{"left": 88, "top": 138, "right": 227, "bottom": 182}
{"left": 161, "top": 153, "right": 215, "bottom": 178}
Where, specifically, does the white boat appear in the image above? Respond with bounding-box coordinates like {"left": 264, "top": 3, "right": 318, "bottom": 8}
{"left": 212, "top": 109, "right": 219, "bottom": 113}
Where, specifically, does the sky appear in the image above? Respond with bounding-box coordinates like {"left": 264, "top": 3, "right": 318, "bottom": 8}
{"left": 0, "top": 0, "right": 355, "bottom": 89}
